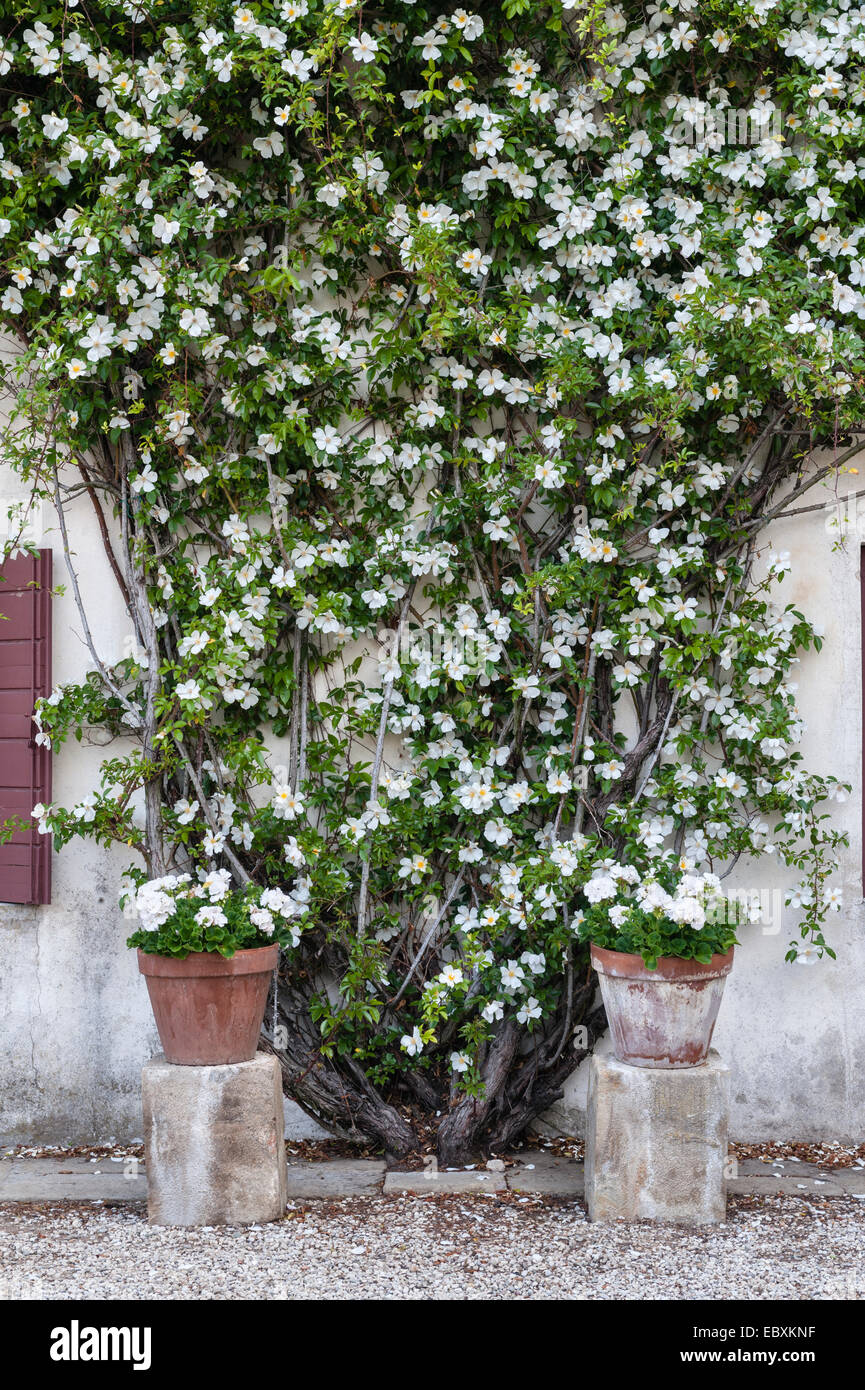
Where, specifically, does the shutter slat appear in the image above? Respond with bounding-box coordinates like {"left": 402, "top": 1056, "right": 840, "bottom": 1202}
{"left": 0, "top": 743, "right": 35, "bottom": 786}
{"left": 0, "top": 843, "right": 34, "bottom": 866}
{"left": 0, "top": 864, "right": 36, "bottom": 899}
{"left": 0, "top": 716, "right": 34, "bottom": 739}
{"left": 0, "top": 593, "right": 44, "bottom": 638}
{"left": 0, "top": 657, "right": 41, "bottom": 689}
{"left": 0, "top": 692, "right": 36, "bottom": 736}
{"left": 0, "top": 551, "right": 52, "bottom": 904}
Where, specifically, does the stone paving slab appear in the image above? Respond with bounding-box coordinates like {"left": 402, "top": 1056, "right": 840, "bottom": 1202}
{"left": 823, "top": 1170, "right": 865, "bottom": 1194}
{"left": 384, "top": 1168, "right": 506, "bottom": 1195}
{"left": 285, "top": 1159, "right": 385, "bottom": 1199}
{"left": 0, "top": 1157, "right": 147, "bottom": 1202}
{"left": 736, "top": 1159, "right": 841, "bottom": 1180}
{"left": 729, "top": 1158, "right": 865, "bottom": 1197}
{"left": 1, "top": 1154, "right": 864, "bottom": 1204}
{"left": 728, "top": 1175, "right": 851, "bottom": 1197}
{"left": 508, "top": 1153, "right": 585, "bottom": 1196}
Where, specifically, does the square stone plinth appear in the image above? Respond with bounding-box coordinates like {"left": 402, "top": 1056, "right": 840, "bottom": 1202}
{"left": 143, "top": 1052, "right": 287, "bottom": 1226}
{"left": 585, "top": 1050, "right": 729, "bottom": 1225}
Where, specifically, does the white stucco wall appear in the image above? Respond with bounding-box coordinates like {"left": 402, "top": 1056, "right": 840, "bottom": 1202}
{"left": 0, "top": 452, "right": 159, "bottom": 1142}
{"left": 1, "top": 449, "right": 864, "bottom": 1143}
{"left": 719, "top": 489, "right": 865, "bottom": 1140}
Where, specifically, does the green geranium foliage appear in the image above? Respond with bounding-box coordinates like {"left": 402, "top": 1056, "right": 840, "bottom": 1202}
{"left": 123, "top": 868, "right": 309, "bottom": 956}
{"left": 579, "top": 866, "right": 740, "bottom": 969}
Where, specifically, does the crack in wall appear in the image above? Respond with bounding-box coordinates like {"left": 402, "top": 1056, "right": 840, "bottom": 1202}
{"left": 29, "top": 915, "right": 43, "bottom": 1099}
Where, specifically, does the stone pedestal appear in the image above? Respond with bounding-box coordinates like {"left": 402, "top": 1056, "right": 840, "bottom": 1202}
{"left": 142, "top": 1052, "right": 286, "bottom": 1226}
{"left": 585, "top": 1049, "right": 729, "bottom": 1224}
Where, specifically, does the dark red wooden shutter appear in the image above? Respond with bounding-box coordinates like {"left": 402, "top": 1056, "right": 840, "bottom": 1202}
{"left": 0, "top": 550, "right": 52, "bottom": 904}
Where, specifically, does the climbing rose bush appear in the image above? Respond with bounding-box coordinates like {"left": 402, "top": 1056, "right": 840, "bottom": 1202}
{"left": 0, "top": 0, "right": 858, "bottom": 1156}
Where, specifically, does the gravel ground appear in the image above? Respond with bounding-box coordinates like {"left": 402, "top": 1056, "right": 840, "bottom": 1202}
{"left": 1, "top": 1193, "right": 864, "bottom": 1300}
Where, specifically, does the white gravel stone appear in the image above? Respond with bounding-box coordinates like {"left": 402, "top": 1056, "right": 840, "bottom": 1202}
{"left": 1, "top": 1193, "right": 864, "bottom": 1300}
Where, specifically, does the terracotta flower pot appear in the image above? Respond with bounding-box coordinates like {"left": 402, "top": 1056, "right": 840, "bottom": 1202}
{"left": 591, "top": 943, "right": 734, "bottom": 1069}
{"left": 138, "top": 944, "right": 279, "bottom": 1065}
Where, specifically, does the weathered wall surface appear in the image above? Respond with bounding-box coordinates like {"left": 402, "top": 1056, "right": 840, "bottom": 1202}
{"left": 718, "top": 491, "right": 865, "bottom": 1141}
{"left": 1, "top": 445, "right": 864, "bottom": 1143}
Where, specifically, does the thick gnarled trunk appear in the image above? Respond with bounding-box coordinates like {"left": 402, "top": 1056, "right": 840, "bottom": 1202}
{"left": 267, "top": 976, "right": 417, "bottom": 1156}
{"left": 268, "top": 964, "right": 605, "bottom": 1164}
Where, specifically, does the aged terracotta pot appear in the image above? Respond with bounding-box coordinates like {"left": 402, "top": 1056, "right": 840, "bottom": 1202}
{"left": 138, "top": 944, "right": 279, "bottom": 1065}
{"left": 591, "top": 944, "right": 734, "bottom": 1069}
